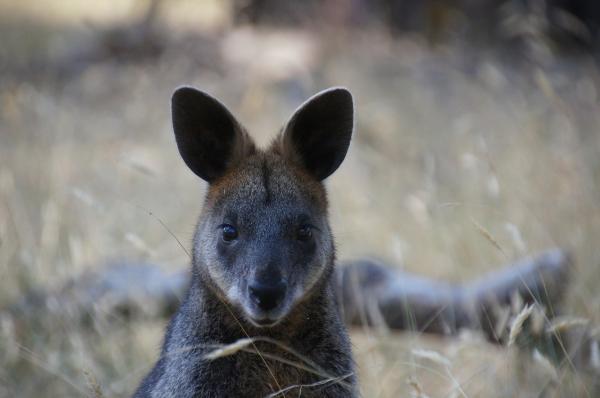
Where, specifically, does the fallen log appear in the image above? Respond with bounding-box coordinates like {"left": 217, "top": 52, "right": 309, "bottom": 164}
{"left": 338, "top": 248, "right": 572, "bottom": 341}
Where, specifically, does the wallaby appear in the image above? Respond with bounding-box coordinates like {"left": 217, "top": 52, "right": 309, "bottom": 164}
{"left": 135, "top": 87, "right": 358, "bottom": 397}
{"left": 133, "top": 86, "right": 571, "bottom": 397}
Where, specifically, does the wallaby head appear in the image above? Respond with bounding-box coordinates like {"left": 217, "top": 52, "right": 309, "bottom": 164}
{"left": 172, "top": 86, "right": 353, "bottom": 328}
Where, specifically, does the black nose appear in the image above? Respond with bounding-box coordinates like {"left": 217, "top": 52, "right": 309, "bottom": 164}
{"left": 248, "top": 281, "right": 286, "bottom": 312}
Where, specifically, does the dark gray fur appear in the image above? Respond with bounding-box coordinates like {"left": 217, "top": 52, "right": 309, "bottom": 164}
{"left": 134, "top": 87, "right": 357, "bottom": 397}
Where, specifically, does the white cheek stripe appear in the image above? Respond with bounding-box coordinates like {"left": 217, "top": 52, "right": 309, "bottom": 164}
{"left": 226, "top": 285, "right": 241, "bottom": 304}
{"left": 292, "top": 260, "right": 326, "bottom": 304}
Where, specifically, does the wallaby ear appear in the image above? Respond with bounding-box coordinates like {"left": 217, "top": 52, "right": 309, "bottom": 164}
{"left": 280, "top": 87, "right": 354, "bottom": 181}
{"left": 171, "top": 86, "right": 255, "bottom": 182}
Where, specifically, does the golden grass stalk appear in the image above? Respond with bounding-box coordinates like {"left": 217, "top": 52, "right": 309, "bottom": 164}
{"left": 411, "top": 348, "right": 452, "bottom": 368}
{"left": 83, "top": 369, "right": 104, "bottom": 398}
{"left": 264, "top": 373, "right": 353, "bottom": 398}
{"left": 407, "top": 376, "right": 431, "bottom": 398}
{"left": 470, "top": 217, "right": 506, "bottom": 257}
{"left": 203, "top": 338, "right": 255, "bottom": 360}
{"left": 508, "top": 303, "right": 534, "bottom": 347}
{"left": 546, "top": 316, "right": 590, "bottom": 334}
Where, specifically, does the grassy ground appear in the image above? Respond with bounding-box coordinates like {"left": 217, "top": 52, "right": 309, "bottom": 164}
{"left": 1, "top": 1, "right": 599, "bottom": 397}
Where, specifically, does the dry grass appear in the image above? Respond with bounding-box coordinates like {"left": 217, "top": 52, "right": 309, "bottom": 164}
{"left": 1, "top": 1, "right": 600, "bottom": 397}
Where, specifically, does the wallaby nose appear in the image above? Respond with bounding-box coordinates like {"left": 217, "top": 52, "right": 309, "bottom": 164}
{"left": 248, "top": 281, "right": 286, "bottom": 312}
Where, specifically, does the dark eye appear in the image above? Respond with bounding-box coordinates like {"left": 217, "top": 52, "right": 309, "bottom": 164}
{"left": 221, "top": 224, "right": 238, "bottom": 242}
{"left": 296, "top": 225, "right": 313, "bottom": 242}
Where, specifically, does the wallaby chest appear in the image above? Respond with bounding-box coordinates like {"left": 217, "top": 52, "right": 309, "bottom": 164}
{"left": 151, "top": 291, "right": 356, "bottom": 397}
{"left": 192, "top": 349, "right": 352, "bottom": 397}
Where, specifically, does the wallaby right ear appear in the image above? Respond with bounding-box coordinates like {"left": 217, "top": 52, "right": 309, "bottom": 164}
{"left": 171, "top": 87, "right": 255, "bottom": 182}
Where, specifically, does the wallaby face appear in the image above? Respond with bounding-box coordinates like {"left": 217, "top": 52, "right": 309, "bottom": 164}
{"left": 172, "top": 86, "right": 353, "bottom": 327}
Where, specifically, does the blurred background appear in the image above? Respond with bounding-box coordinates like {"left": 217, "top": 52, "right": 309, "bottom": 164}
{"left": 1, "top": 0, "right": 600, "bottom": 397}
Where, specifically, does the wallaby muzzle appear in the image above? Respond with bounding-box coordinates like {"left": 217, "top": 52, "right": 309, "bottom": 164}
{"left": 249, "top": 280, "right": 286, "bottom": 311}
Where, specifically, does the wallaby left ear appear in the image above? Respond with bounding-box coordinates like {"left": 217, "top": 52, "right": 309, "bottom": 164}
{"left": 279, "top": 87, "right": 354, "bottom": 181}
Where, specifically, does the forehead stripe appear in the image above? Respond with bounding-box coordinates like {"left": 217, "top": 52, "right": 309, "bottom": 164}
{"left": 261, "top": 158, "right": 272, "bottom": 205}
